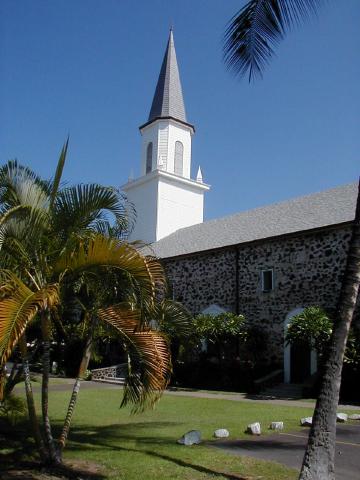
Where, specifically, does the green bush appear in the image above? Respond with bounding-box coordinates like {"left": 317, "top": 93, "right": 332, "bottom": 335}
{"left": 0, "top": 394, "right": 27, "bottom": 425}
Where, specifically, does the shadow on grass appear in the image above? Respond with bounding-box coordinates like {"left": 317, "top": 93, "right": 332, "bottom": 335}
{"left": 213, "top": 438, "right": 307, "bottom": 452}
{"left": 0, "top": 419, "right": 107, "bottom": 479}
{"left": 1, "top": 419, "right": 249, "bottom": 479}
{"left": 67, "top": 422, "right": 249, "bottom": 480}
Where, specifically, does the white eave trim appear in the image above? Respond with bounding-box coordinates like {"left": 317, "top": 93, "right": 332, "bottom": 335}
{"left": 122, "top": 169, "right": 210, "bottom": 192}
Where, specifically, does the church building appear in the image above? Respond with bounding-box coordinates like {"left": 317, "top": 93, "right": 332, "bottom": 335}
{"left": 122, "top": 30, "right": 358, "bottom": 384}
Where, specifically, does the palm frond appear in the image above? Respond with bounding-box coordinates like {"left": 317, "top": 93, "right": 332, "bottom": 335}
{"left": 151, "top": 299, "right": 193, "bottom": 337}
{"left": 0, "top": 271, "right": 59, "bottom": 366}
{"left": 54, "top": 184, "right": 134, "bottom": 238}
{"left": 98, "top": 304, "right": 172, "bottom": 412}
{"left": 223, "top": 0, "right": 323, "bottom": 81}
{"left": 0, "top": 160, "right": 51, "bottom": 202}
{"left": 55, "top": 235, "right": 165, "bottom": 302}
{"left": 0, "top": 160, "right": 50, "bottom": 208}
{"left": 49, "top": 138, "right": 69, "bottom": 208}
{"left": 0, "top": 217, "right": 39, "bottom": 273}
{"left": 0, "top": 203, "right": 50, "bottom": 256}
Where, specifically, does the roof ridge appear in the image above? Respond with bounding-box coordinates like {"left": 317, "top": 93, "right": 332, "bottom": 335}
{"left": 152, "top": 182, "right": 357, "bottom": 249}
{"left": 197, "top": 182, "right": 358, "bottom": 228}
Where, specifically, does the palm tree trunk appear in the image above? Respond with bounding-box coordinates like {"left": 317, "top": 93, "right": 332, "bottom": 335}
{"left": 58, "top": 377, "right": 81, "bottom": 449}
{"left": 0, "top": 367, "right": 5, "bottom": 401}
{"left": 41, "top": 311, "right": 60, "bottom": 464}
{"left": 58, "top": 320, "right": 93, "bottom": 450}
{"left": 18, "top": 336, "right": 46, "bottom": 461}
{"left": 299, "top": 181, "right": 360, "bottom": 480}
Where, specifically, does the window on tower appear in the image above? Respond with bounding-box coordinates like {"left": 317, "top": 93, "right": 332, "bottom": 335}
{"left": 146, "top": 142, "right": 153, "bottom": 174}
{"left": 174, "top": 141, "right": 183, "bottom": 176}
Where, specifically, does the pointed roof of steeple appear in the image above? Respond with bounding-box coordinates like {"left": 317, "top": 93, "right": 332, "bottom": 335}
{"left": 147, "top": 29, "right": 188, "bottom": 124}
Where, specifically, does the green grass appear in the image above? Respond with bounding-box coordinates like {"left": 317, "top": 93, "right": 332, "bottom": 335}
{"left": 44, "top": 388, "right": 318, "bottom": 479}
{"left": 6, "top": 386, "right": 359, "bottom": 479}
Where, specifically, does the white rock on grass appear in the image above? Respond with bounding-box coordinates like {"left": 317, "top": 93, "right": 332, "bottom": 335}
{"left": 177, "top": 430, "right": 201, "bottom": 445}
{"left": 301, "top": 417, "right": 312, "bottom": 426}
{"left": 270, "top": 421, "right": 284, "bottom": 431}
{"left": 337, "top": 413, "right": 348, "bottom": 423}
{"left": 214, "top": 429, "right": 229, "bottom": 438}
{"left": 348, "top": 414, "right": 360, "bottom": 420}
{"left": 247, "top": 422, "right": 261, "bottom": 435}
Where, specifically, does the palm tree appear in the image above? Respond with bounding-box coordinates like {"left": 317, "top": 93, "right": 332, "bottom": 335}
{"left": 0, "top": 144, "right": 173, "bottom": 465}
{"left": 223, "top": 3, "right": 360, "bottom": 478}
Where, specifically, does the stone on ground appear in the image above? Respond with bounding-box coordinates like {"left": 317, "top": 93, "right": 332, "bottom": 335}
{"left": 300, "top": 417, "right": 312, "bottom": 426}
{"left": 214, "top": 428, "right": 229, "bottom": 438}
{"left": 337, "top": 413, "right": 348, "bottom": 422}
{"left": 270, "top": 421, "right": 284, "bottom": 430}
{"left": 247, "top": 422, "right": 261, "bottom": 435}
{"left": 348, "top": 414, "right": 360, "bottom": 420}
{"left": 177, "top": 430, "right": 201, "bottom": 445}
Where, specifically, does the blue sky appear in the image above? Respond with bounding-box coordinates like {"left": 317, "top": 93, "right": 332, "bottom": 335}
{"left": 0, "top": 0, "right": 359, "bottom": 221}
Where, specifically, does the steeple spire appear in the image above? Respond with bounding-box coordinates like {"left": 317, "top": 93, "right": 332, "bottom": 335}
{"left": 148, "top": 29, "right": 187, "bottom": 124}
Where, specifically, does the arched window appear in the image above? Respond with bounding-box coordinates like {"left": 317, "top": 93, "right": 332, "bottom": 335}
{"left": 146, "top": 142, "right": 153, "bottom": 174}
{"left": 174, "top": 141, "right": 183, "bottom": 176}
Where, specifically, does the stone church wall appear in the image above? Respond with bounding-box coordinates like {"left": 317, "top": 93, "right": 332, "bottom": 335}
{"left": 163, "top": 225, "right": 354, "bottom": 363}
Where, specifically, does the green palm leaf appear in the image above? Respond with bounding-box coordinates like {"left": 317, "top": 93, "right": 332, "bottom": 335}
{"left": 49, "top": 138, "right": 69, "bottom": 208}
{"left": 152, "top": 299, "right": 193, "bottom": 337}
{"left": 54, "top": 184, "right": 134, "bottom": 238}
{"left": 223, "top": 0, "right": 323, "bottom": 81}
{"left": 97, "top": 304, "right": 172, "bottom": 412}
{"left": 0, "top": 160, "right": 50, "bottom": 205}
{"left": 54, "top": 235, "right": 165, "bottom": 302}
{"left": 0, "top": 271, "right": 59, "bottom": 367}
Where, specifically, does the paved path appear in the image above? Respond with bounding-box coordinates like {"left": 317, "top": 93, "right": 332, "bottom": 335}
{"left": 22, "top": 379, "right": 360, "bottom": 410}
{"left": 212, "top": 424, "right": 360, "bottom": 480}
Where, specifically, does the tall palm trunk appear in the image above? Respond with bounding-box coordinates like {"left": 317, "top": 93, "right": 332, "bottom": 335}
{"left": 59, "top": 316, "right": 94, "bottom": 450}
{"left": 300, "top": 181, "right": 360, "bottom": 480}
{"left": 18, "top": 336, "right": 46, "bottom": 461}
{"left": 58, "top": 377, "right": 81, "bottom": 450}
{"left": 0, "top": 367, "right": 5, "bottom": 401}
{"left": 41, "top": 311, "right": 60, "bottom": 464}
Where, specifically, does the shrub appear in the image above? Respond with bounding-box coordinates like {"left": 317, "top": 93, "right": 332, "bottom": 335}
{"left": 0, "top": 394, "right": 27, "bottom": 425}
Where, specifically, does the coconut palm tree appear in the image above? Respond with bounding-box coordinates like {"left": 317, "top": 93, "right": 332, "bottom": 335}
{"left": 0, "top": 144, "right": 173, "bottom": 465}
{"left": 224, "top": 3, "right": 360, "bottom": 478}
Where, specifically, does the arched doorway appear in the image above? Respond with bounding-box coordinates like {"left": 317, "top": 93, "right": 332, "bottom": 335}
{"left": 284, "top": 308, "right": 317, "bottom": 383}
{"left": 200, "top": 304, "right": 227, "bottom": 352}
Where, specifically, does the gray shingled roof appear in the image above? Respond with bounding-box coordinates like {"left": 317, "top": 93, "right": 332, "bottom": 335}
{"left": 148, "top": 29, "right": 187, "bottom": 123}
{"left": 147, "top": 183, "right": 357, "bottom": 259}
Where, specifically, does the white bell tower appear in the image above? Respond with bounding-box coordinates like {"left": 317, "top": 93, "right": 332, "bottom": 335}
{"left": 123, "top": 29, "right": 209, "bottom": 243}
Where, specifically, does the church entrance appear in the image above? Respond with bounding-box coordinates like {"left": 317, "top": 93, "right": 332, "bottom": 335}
{"left": 284, "top": 308, "right": 317, "bottom": 383}
{"left": 290, "top": 342, "right": 311, "bottom": 383}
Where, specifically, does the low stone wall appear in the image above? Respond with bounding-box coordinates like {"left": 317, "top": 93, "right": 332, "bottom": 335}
{"left": 91, "top": 363, "right": 127, "bottom": 382}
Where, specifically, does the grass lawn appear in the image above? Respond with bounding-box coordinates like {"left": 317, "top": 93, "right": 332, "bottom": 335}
{"left": 38, "top": 388, "right": 320, "bottom": 479}
{"left": 7, "top": 386, "right": 357, "bottom": 480}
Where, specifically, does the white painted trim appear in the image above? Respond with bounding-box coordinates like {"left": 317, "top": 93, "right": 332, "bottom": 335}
{"left": 140, "top": 117, "right": 195, "bottom": 135}
{"left": 122, "top": 168, "right": 210, "bottom": 192}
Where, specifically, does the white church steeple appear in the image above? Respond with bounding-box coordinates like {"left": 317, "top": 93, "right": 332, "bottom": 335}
{"left": 139, "top": 28, "right": 194, "bottom": 178}
{"left": 123, "top": 29, "right": 210, "bottom": 243}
